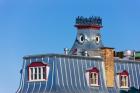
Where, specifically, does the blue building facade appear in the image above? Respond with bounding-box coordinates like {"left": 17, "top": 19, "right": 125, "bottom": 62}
{"left": 17, "top": 16, "right": 140, "bottom": 93}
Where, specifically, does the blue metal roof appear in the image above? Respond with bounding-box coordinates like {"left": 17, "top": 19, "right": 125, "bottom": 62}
{"left": 16, "top": 54, "right": 140, "bottom": 93}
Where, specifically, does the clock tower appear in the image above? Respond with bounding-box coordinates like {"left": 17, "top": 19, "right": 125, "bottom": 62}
{"left": 69, "top": 16, "right": 104, "bottom": 57}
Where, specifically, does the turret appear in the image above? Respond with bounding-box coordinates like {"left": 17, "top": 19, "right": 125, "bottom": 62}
{"left": 69, "top": 16, "right": 104, "bottom": 56}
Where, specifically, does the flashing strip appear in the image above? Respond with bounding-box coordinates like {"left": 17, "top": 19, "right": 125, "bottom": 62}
{"left": 68, "top": 58, "right": 73, "bottom": 91}
{"left": 64, "top": 58, "right": 70, "bottom": 90}
{"left": 43, "top": 57, "right": 49, "bottom": 93}
{"left": 48, "top": 56, "right": 55, "bottom": 93}
{"left": 20, "top": 59, "right": 27, "bottom": 93}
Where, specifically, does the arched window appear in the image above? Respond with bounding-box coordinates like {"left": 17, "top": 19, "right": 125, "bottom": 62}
{"left": 119, "top": 70, "right": 129, "bottom": 88}
{"left": 86, "top": 67, "right": 99, "bottom": 86}
{"left": 28, "top": 62, "right": 49, "bottom": 81}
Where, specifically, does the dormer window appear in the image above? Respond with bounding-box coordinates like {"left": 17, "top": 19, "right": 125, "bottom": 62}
{"left": 85, "top": 67, "right": 99, "bottom": 86}
{"left": 120, "top": 70, "right": 129, "bottom": 88}
{"left": 28, "top": 62, "right": 49, "bottom": 81}
{"left": 117, "top": 70, "right": 129, "bottom": 88}
{"left": 89, "top": 72, "right": 98, "bottom": 86}
{"left": 120, "top": 75, "right": 128, "bottom": 87}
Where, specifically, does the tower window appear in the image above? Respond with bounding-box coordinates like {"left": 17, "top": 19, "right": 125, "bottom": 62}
{"left": 86, "top": 67, "right": 99, "bottom": 86}
{"left": 78, "top": 34, "right": 85, "bottom": 44}
{"left": 81, "top": 35, "right": 84, "bottom": 41}
{"left": 28, "top": 62, "right": 49, "bottom": 81}
{"left": 95, "top": 36, "right": 100, "bottom": 44}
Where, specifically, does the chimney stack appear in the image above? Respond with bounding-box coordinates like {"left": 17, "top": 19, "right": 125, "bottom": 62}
{"left": 101, "top": 47, "right": 114, "bottom": 87}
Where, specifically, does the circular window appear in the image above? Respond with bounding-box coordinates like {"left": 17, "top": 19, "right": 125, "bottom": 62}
{"left": 95, "top": 36, "right": 100, "bottom": 44}
{"left": 78, "top": 34, "right": 85, "bottom": 44}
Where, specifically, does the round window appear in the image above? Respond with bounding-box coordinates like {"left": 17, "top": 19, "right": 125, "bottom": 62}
{"left": 95, "top": 36, "right": 100, "bottom": 44}
{"left": 78, "top": 34, "right": 85, "bottom": 44}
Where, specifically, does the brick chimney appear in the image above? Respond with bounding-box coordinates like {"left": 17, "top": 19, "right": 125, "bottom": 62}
{"left": 101, "top": 47, "right": 114, "bottom": 87}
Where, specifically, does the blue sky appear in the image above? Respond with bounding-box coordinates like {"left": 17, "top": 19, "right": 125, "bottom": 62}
{"left": 0, "top": 0, "right": 140, "bottom": 93}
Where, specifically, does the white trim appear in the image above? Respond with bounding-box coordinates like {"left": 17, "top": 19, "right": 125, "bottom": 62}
{"left": 48, "top": 56, "right": 55, "bottom": 93}
{"left": 123, "top": 63, "right": 126, "bottom": 71}
{"left": 38, "top": 82, "right": 41, "bottom": 93}
{"left": 131, "top": 63, "right": 135, "bottom": 87}
{"left": 127, "top": 63, "right": 131, "bottom": 86}
{"left": 40, "top": 67, "right": 43, "bottom": 79}
{"left": 116, "top": 74, "right": 120, "bottom": 88}
{"left": 90, "top": 84, "right": 100, "bottom": 87}
{"left": 102, "top": 61, "right": 107, "bottom": 87}
{"left": 85, "top": 59, "right": 87, "bottom": 70}
{"left": 85, "top": 72, "right": 89, "bottom": 86}
{"left": 25, "top": 59, "right": 32, "bottom": 93}
{"left": 56, "top": 57, "right": 60, "bottom": 87}
{"left": 20, "top": 59, "right": 27, "bottom": 93}
{"left": 31, "top": 58, "right": 39, "bottom": 93}
{"left": 120, "top": 86, "right": 129, "bottom": 89}
{"left": 59, "top": 57, "right": 65, "bottom": 89}
{"left": 138, "top": 64, "right": 140, "bottom": 88}
{"left": 77, "top": 59, "right": 82, "bottom": 88}
{"left": 81, "top": 59, "right": 86, "bottom": 88}
{"left": 134, "top": 63, "right": 138, "bottom": 88}
{"left": 98, "top": 61, "right": 104, "bottom": 91}
{"left": 38, "top": 57, "right": 44, "bottom": 93}
{"left": 72, "top": 58, "right": 77, "bottom": 88}
{"left": 84, "top": 59, "right": 91, "bottom": 93}
{"left": 68, "top": 58, "right": 73, "bottom": 90}
{"left": 89, "top": 59, "right": 91, "bottom": 67}
{"left": 43, "top": 57, "right": 49, "bottom": 93}
{"left": 64, "top": 58, "right": 69, "bottom": 89}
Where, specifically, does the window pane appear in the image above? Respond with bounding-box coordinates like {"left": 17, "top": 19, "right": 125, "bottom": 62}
{"left": 93, "top": 73, "right": 97, "bottom": 84}
{"left": 89, "top": 73, "right": 92, "bottom": 78}
{"left": 43, "top": 67, "right": 46, "bottom": 79}
{"left": 89, "top": 72, "right": 98, "bottom": 85}
{"left": 120, "top": 75, "right": 128, "bottom": 87}
{"left": 30, "top": 68, "right": 33, "bottom": 80}
{"left": 90, "top": 78, "right": 94, "bottom": 84}
{"left": 38, "top": 67, "right": 41, "bottom": 79}
{"left": 34, "top": 68, "right": 37, "bottom": 79}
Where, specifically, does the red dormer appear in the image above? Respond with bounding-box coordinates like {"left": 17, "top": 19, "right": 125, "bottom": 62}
{"left": 28, "top": 62, "right": 48, "bottom": 67}
{"left": 86, "top": 67, "right": 99, "bottom": 86}
{"left": 118, "top": 70, "right": 129, "bottom": 88}
{"left": 28, "top": 62, "right": 49, "bottom": 82}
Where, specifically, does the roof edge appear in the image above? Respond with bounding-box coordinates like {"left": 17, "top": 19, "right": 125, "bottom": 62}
{"left": 23, "top": 53, "right": 103, "bottom": 60}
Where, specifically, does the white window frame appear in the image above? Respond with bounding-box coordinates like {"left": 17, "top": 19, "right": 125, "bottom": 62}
{"left": 89, "top": 72, "right": 99, "bottom": 86}
{"left": 29, "top": 66, "right": 48, "bottom": 81}
{"left": 120, "top": 75, "right": 129, "bottom": 88}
